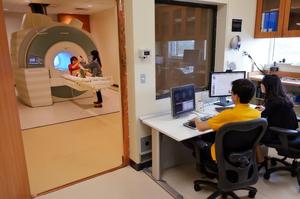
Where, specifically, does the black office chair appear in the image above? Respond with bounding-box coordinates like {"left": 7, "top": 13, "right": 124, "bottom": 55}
{"left": 194, "top": 118, "right": 267, "bottom": 199}
{"left": 262, "top": 126, "right": 300, "bottom": 189}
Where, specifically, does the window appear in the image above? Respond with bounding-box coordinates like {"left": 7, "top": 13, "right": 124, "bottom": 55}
{"left": 155, "top": 2, "right": 216, "bottom": 99}
{"left": 168, "top": 40, "right": 195, "bottom": 58}
{"left": 53, "top": 51, "right": 72, "bottom": 71}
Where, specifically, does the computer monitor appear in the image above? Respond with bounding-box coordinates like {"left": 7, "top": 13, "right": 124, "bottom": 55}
{"left": 209, "top": 71, "right": 246, "bottom": 106}
{"left": 171, "top": 84, "right": 195, "bottom": 118}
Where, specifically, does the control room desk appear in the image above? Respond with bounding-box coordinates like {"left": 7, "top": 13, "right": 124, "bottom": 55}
{"left": 140, "top": 111, "right": 214, "bottom": 181}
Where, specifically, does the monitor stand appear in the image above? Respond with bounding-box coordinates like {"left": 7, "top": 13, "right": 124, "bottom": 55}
{"left": 214, "top": 97, "right": 233, "bottom": 107}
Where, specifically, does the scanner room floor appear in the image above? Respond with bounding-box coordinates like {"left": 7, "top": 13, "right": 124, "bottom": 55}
{"left": 18, "top": 88, "right": 120, "bottom": 130}
{"left": 22, "top": 112, "right": 123, "bottom": 196}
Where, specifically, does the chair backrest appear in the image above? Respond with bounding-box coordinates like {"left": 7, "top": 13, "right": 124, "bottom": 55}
{"left": 215, "top": 118, "right": 267, "bottom": 191}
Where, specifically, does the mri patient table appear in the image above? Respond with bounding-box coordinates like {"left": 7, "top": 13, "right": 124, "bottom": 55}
{"left": 62, "top": 74, "right": 113, "bottom": 92}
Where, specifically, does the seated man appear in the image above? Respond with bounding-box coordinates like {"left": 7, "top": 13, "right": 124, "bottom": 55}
{"left": 190, "top": 79, "right": 260, "bottom": 172}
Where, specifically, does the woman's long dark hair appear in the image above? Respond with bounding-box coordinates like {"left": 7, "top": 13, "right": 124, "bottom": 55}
{"left": 261, "top": 74, "right": 293, "bottom": 106}
{"left": 91, "top": 50, "right": 102, "bottom": 67}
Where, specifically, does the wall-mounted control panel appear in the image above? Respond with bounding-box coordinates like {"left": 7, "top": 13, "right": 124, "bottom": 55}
{"left": 139, "top": 49, "right": 151, "bottom": 60}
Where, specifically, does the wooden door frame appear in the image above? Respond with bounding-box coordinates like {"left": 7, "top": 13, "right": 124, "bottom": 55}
{"left": 0, "top": 0, "right": 32, "bottom": 198}
{"left": 116, "top": 0, "right": 130, "bottom": 166}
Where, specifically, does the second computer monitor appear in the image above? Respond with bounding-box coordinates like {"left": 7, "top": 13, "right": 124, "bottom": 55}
{"left": 171, "top": 84, "right": 195, "bottom": 118}
{"left": 209, "top": 71, "right": 246, "bottom": 106}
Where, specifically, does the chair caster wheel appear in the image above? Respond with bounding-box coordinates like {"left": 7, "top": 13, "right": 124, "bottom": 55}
{"left": 291, "top": 171, "right": 297, "bottom": 177}
{"left": 264, "top": 173, "right": 270, "bottom": 180}
{"left": 194, "top": 183, "right": 201, "bottom": 192}
{"left": 270, "top": 159, "right": 277, "bottom": 166}
{"left": 248, "top": 190, "right": 257, "bottom": 198}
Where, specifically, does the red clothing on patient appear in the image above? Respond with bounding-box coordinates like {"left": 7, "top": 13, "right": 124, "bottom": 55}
{"left": 68, "top": 63, "right": 80, "bottom": 76}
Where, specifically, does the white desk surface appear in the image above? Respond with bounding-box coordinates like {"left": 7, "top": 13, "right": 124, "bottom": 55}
{"left": 141, "top": 112, "right": 213, "bottom": 142}
{"left": 140, "top": 104, "right": 258, "bottom": 142}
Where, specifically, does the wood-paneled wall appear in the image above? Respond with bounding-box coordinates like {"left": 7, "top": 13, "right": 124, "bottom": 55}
{"left": 0, "top": 1, "right": 31, "bottom": 198}
{"left": 57, "top": 14, "right": 90, "bottom": 32}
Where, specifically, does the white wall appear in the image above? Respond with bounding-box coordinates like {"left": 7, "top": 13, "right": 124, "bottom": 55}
{"left": 224, "top": 0, "right": 271, "bottom": 72}
{"left": 4, "top": 12, "right": 58, "bottom": 50}
{"left": 90, "top": 7, "right": 120, "bottom": 85}
{"left": 125, "top": 0, "right": 157, "bottom": 162}
{"left": 4, "top": 12, "right": 23, "bottom": 49}
{"left": 125, "top": 0, "right": 273, "bottom": 163}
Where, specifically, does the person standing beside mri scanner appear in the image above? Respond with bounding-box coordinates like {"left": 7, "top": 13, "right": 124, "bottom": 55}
{"left": 80, "top": 50, "right": 104, "bottom": 108}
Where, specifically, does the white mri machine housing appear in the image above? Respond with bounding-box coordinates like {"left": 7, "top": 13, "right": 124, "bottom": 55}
{"left": 11, "top": 13, "right": 100, "bottom": 107}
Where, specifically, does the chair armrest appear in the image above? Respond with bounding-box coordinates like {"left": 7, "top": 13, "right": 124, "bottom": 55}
{"left": 269, "top": 126, "right": 299, "bottom": 152}
{"left": 269, "top": 126, "right": 299, "bottom": 136}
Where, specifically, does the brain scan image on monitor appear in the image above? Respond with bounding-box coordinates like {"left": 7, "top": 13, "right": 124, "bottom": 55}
{"left": 171, "top": 84, "right": 195, "bottom": 117}
{"left": 53, "top": 51, "right": 73, "bottom": 71}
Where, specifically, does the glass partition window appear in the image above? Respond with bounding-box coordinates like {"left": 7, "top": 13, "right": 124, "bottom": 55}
{"left": 155, "top": 3, "right": 216, "bottom": 99}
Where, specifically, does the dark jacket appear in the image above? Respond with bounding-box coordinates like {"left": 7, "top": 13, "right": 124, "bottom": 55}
{"left": 261, "top": 98, "right": 298, "bottom": 142}
{"left": 81, "top": 60, "right": 102, "bottom": 77}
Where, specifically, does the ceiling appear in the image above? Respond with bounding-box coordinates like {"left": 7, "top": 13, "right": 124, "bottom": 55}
{"left": 2, "top": 0, "right": 116, "bottom": 15}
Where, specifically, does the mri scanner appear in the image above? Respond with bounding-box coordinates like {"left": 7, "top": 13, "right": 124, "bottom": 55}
{"left": 11, "top": 13, "right": 112, "bottom": 107}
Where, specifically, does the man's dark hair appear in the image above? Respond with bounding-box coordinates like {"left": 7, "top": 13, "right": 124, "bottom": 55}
{"left": 231, "top": 79, "right": 255, "bottom": 103}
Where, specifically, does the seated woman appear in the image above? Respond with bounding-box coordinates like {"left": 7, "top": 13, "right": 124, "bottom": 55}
{"left": 257, "top": 74, "right": 298, "bottom": 143}
{"left": 68, "top": 56, "right": 80, "bottom": 76}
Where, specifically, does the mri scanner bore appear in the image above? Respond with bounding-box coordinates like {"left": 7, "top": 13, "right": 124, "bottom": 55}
{"left": 11, "top": 13, "right": 113, "bottom": 108}
{"left": 54, "top": 51, "right": 73, "bottom": 72}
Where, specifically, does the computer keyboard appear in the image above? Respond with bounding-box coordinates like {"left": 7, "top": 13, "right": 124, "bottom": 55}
{"left": 215, "top": 106, "right": 233, "bottom": 113}
{"left": 183, "top": 115, "right": 214, "bottom": 129}
{"left": 183, "top": 120, "right": 196, "bottom": 129}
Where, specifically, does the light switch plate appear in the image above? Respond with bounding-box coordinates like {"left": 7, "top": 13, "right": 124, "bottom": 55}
{"left": 140, "top": 74, "right": 146, "bottom": 84}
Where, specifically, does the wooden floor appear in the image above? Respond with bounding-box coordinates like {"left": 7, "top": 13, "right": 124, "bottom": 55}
{"left": 22, "top": 112, "right": 123, "bottom": 195}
